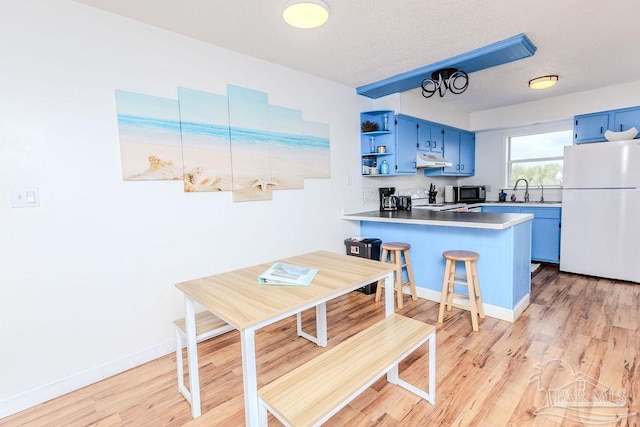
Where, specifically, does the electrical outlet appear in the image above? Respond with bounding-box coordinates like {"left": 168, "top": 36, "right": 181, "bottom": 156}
{"left": 11, "top": 187, "right": 40, "bottom": 208}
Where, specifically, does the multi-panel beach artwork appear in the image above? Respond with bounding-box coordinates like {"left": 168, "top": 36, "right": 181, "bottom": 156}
{"left": 115, "top": 85, "right": 330, "bottom": 202}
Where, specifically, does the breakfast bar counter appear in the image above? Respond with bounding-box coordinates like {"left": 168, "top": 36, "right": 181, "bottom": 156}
{"left": 343, "top": 210, "right": 534, "bottom": 322}
{"left": 343, "top": 209, "right": 532, "bottom": 230}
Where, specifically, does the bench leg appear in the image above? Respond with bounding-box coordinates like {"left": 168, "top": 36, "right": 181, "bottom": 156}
{"left": 184, "top": 297, "right": 201, "bottom": 418}
{"left": 392, "top": 330, "right": 436, "bottom": 405}
{"left": 257, "top": 398, "right": 269, "bottom": 427}
{"left": 176, "top": 328, "right": 192, "bottom": 403}
{"left": 296, "top": 302, "right": 328, "bottom": 347}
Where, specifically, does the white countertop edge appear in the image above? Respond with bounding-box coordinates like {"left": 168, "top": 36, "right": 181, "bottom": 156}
{"left": 342, "top": 213, "right": 534, "bottom": 230}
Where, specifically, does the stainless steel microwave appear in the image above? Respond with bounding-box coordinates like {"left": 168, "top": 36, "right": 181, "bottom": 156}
{"left": 454, "top": 185, "right": 486, "bottom": 203}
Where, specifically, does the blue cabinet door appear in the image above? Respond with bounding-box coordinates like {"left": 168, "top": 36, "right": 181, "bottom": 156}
{"left": 531, "top": 217, "right": 561, "bottom": 263}
{"left": 574, "top": 113, "right": 609, "bottom": 144}
{"left": 395, "top": 115, "right": 418, "bottom": 173}
{"left": 459, "top": 132, "right": 475, "bottom": 176}
{"left": 416, "top": 119, "right": 431, "bottom": 152}
{"left": 442, "top": 128, "right": 460, "bottom": 174}
{"left": 613, "top": 107, "right": 640, "bottom": 133}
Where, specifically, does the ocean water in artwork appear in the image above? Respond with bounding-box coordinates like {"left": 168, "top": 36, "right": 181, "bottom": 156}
{"left": 178, "top": 87, "right": 235, "bottom": 192}
{"left": 116, "top": 90, "right": 183, "bottom": 180}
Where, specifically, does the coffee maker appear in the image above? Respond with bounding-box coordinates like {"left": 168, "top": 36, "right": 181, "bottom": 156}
{"left": 379, "top": 187, "right": 398, "bottom": 211}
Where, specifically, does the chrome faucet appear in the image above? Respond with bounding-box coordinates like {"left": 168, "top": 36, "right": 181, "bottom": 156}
{"left": 538, "top": 184, "right": 544, "bottom": 202}
{"left": 514, "top": 178, "right": 529, "bottom": 202}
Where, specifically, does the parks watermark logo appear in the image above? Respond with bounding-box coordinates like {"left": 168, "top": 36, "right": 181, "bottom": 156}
{"left": 528, "top": 359, "right": 636, "bottom": 425}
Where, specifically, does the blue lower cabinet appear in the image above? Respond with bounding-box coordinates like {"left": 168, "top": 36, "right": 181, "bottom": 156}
{"left": 482, "top": 206, "right": 561, "bottom": 263}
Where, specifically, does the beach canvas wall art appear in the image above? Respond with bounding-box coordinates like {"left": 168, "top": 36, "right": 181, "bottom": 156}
{"left": 177, "top": 87, "right": 236, "bottom": 192}
{"left": 115, "top": 90, "right": 183, "bottom": 180}
{"left": 115, "top": 84, "right": 331, "bottom": 201}
{"left": 227, "top": 85, "right": 274, "bottom": 202}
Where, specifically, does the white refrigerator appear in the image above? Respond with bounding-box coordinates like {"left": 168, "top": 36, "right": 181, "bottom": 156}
{"left": 560, "top": 139, "right": 640, "bottom": 283}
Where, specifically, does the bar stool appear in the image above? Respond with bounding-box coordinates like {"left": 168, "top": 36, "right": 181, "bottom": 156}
{"left": 375, "top": 242, "right": 417, "bottom": 309}
{"left": 438, "top": 250, "right": 484, "bottom": 331}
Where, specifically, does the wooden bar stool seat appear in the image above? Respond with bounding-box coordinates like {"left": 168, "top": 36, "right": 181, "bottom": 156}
{"left": 375, "top": 242, "right": 417, "bottom": 309}
{"left": 437, "top": 250, "right": 485, "bottom": 331}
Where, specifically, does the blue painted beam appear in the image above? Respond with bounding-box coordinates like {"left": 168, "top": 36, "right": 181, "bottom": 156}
{"left": 356, "top": 33, "right": 537, "bottom": 99}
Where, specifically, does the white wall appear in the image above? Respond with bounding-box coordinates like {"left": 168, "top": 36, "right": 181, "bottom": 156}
{"left": 471, "top": 80, "right": 640, "bottom": 132}
{"left": 0, "top": 0, "right": 368, "bottom": 417}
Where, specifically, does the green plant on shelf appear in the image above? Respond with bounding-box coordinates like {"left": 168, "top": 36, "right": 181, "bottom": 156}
{"left": 361, "top": 120, "right": 379, "bottom": 133}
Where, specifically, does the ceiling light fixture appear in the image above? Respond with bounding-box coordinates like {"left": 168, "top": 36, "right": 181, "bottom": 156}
{"left": 529, "top": 75, "right": 558, "bottom": 90}
{"left": 282, "top": 1, "right": 330, "bottom": 29}
{"left": 421, "top": 68, "right": 469, "bottom": 99}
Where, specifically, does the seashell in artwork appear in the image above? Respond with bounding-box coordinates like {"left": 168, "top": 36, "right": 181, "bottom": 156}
{"left": 130, "top": 155, "right": 182, "bottom": 180}
{"left": 184, "top": 166, "right": 242, "bottom": 192}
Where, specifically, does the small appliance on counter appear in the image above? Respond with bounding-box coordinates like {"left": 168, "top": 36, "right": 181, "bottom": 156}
{"left": 444, "top": 185, "right": 455, "bottom": 203}
{"left": 453, "top": 185, "right": 486, "bottom": 203}
{"left": 397, "top": 195, "right": 412, "bottom": 210}
{"left": 379, "top": 187, "right": 398, "bottom": 211}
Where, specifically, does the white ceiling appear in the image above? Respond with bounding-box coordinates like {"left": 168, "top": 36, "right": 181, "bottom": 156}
{"left": 71, "top": 0, "right": 640, "bottom": 113}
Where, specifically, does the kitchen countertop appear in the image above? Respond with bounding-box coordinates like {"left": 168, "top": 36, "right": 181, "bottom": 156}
{"left": 343, "top": 209, "right": 533, "bottom": 230}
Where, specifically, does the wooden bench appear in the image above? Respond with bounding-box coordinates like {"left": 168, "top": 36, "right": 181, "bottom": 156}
{"left": 257, "top": 314, "right": 436, "bottom": 426}
{"left": 174, "top": 311, "right": 234, "bottom": 404}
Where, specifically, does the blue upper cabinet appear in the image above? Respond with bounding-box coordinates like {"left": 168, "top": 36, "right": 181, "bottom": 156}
{"left": 613, "top": 108, "right": 640, "bottom": 133}
{"left": 424, "top": 127, "right": 475, "bottom": 176}
{"left": 574, "top": 113, "right": 609, "bottom": 144}
{"left": 417, "top": 120, "right": 444, "bottom": 155}
{"left": 360, "top": 111, "right": 475, "bottom": 177}
{"left": 574, "top": 105, "right": 640, "bottom": 144}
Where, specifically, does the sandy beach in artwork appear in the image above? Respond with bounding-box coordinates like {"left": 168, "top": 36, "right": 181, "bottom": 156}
{"left": 120, "top": 140, "right": 183, "bottom": 180}
{"left": 229, "top": 141, "right": 330, "bottom": 202}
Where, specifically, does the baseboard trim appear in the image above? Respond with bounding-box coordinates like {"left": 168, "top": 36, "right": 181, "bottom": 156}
{"left": 415, "top": 287, "right": 529, "bottom": 323}
{"left": 0, "top": 341, "right": 175, "bottom": 419}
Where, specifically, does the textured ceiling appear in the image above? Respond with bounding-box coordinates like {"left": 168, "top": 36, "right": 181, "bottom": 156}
{"left": 71, "top": 0, "right": 640, "bottom": 113}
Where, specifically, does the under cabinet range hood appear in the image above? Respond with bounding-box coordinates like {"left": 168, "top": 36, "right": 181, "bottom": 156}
{"left": 416, "top": 152, "right": 452, "bottom": 168}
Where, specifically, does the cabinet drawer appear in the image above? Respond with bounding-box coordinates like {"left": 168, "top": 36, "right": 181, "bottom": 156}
{"left": 518, "top": 207, "right": 561, "bottom": 219}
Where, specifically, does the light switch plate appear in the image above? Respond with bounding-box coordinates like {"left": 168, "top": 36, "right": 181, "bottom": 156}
{"left": 11, "top": 187, "right": 40, "bottom": 208}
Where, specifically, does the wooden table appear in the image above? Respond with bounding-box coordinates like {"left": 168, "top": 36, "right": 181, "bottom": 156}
{"left": 175, "top": 250, "right": 397, "bottom": 426}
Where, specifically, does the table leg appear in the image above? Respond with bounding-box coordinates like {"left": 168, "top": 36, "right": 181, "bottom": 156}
{"left": 295, "top": 303, "right": 327, "bottom": 347}
{"left": 241, "top": 327, "right": 259, "bottom": 427}
{"left": 315, "top": 302, "right": 327, "bottom": 347}
{"left": 184, "top": 297, "right": 201, "bottom": 418}
{"left": 383, "top": 271, "right": 395, "bottom": 317}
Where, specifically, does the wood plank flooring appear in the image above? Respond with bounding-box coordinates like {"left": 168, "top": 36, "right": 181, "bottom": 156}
{"left": 3, "top": 265, "right": 640, "bottom": 426}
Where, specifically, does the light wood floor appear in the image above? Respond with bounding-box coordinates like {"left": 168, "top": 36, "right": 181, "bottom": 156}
{"left": 4, "top": 265, "right": 640, "bottom": 426}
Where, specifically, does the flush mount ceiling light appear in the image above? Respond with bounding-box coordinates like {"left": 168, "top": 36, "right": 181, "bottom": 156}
{"left": 529, "top": 75, "right": 558, "bottom": 90}
{"left": 282, "top": 0, "right": 330, "bottom": 29}
{"left": 421, "top": 68, "right": 469, "bottom": 99}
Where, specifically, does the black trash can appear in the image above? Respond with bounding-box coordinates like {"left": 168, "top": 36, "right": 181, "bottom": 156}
{"left": 344, "top": 237, "right": 382, "bottom": 295}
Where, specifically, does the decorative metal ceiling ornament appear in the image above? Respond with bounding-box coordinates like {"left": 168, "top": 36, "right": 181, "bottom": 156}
{"left": 421, "top": 68, "right": 469, "bottom": 98}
